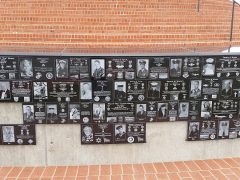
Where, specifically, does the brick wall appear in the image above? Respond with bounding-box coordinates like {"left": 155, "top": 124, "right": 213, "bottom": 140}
{"left": 0, "top": 0, "right": 239, "bottom": 53}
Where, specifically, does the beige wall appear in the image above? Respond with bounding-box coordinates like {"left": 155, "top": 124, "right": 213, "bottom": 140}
{"left": 0, "top": 103, "right": 240, "bottom": 166}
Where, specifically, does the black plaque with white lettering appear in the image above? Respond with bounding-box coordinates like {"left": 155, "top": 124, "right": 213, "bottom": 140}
{"left": 216, "top": 56, "right": 240, "bottom": 78}
{"left": 80, "top": 102, "right": 92, "bottom": 124}
{"left": 189, "top": 100, "right": 201, "bottom": 121}
{"left": 202, "top": 78, "right": 220, "bottom": 100}
{"left": 213, "top": 100, "right": 238, "bottom": 120}
{"left": 182, "top": 57, "right": 201, "bottom": 79}
{"left": 126, "top": 123, "right": 146, "bottom": 143}
{"left": 146, "top": 101, "right": 158, "bottom": 122}
{"left": 93, "top": 123, "right": 114, "bottom": 144}
{"left": 149, "top": 57, "right": 169, "bottom": 79}
{"left": 69, "top": 103, "right": 81, "bottom": 124}
{"left": 92, "top": 80, "right": 112, "bottom": 102}
{"left": 187, "top": 121, "right": 200, "bottom": 141}
{"left": 0, "top": 56, "right": 19, "bottom": 80}
{"left": 126, "top": 80, "right": 146, "bottom": 102}
{"left": 33, "top": 57, "right": 55, "bottom": 80}
{"left": 34, "top": 102, "right": 46, "bottom": 124}
{"left": 199, "top": 120, "right": 218, "bottom": 140}
{"left": 81, "top": 124, "right": 94, "bottom": 144}
{"left": 229, "top": 119, "right": 240, "bottom": 139}
{"left": 11, "top": 81, "right": 31, "bottom": 102}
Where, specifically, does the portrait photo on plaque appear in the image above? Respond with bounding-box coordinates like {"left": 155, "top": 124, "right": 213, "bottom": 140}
{"left": 114, "top": 81, "right": 126, "bottom": 102}
{"left": 91, "top": 59, "right": 105, "bottom": 79}
{"left": 11, "top": 81, "right": 31, "bottom": 102}
{"left": 0, "top": 81, "right": 11, "bottom": 101}
{"left": 189, "top": 100, "right": 201, "bottom": 121}
{"left": 136, "top": 103, "right": 146, "bottom": 122}
{"left": 46, "top": 103, "right": 58, "bottom": 124}
{"left": 149, "top": 57, "right": 169, "bottom": 79}
{"left": 202, "top": 78, "right": 220, "bottom": 100}
{"left": 216, "top": 56, "right": 240, "bottom": 78}
{"left": 92, "top": 80, "right": 112, "bottom": 102}
{"left": 19, "top": 57, "right": 33, "bottom": 79}
{"left": 200, "top": 101, "right": 213, "bottom": 119}
{"left": 22, "top": 104, "right": 35, "bottom": 124}
{"left": 0, "top": 56, "right": 19, "bottom": 80}
{"left": 169, "top": 58, "right": 182, "bottom": 78}
{"left": 200, "top": 120, "right": 217, "bottom": 140}
{"left": 229, "top": 119, "right": 240, "bottom": 139}
{"left": 114, "top": 123, "right": 127, "bottom": 143}
{"left": 182, "top": 57, "right": 201, "bottom": 78}
{"left": 81, "top": 124, "right": 94, "bottom": 144}
{"left": 147, "top": 81, "right": 161, "bottom": 100}
{"left": 126, "top": 80, "right": 146, "bottom": 102}
{"left": 69, "top": 103, "right": 81, "bottom": 123}
{"left": 33, "top": 56, "right": 54, "bottom": 80}
{"left": 189, "top": 80, "right": 202, "bottom": 99}
{"left": 80, "top": 102, "right": 92, "bottom": 124}
{"left": 136, "top": 59, "right": 149, "bottom": 79}
{"left": 178, "top": 102, "right": 189, "bottom": 120}
{"left": 55, "top": 58, "right": 69, "bottom": 79}
{"left": 1, "top": 125, "right": 15, "bottom": 145}
{"left": 33, "top": 82, "right": 48, "bottom": 101}
{"left": 202, "top": 57, "right": 216, "bottom": 77}
{"left": 187, "top": 121, "right": 200, "bottom": 141}
{"left": 146, "top": 101, "right": 158, "bottom": 122}
{"left": 221, "top": 79, "right": 233, "bottom": 98}
{"left": 93, "top": 123, "right": 113, "bottom": 144}
{"left": 34, "top": 102, "right": 46, "bottom": 124}
{"left": 218, "top": 120, "right": 230, "bottom": 139}
{"left": 92, "top": 103, "right": 106, "bottom": 123}
{"left": 157, "top": 102, "right": 168, "bottom": 121}
{"left": 80, "top": 81, "right": 93, "bottom": 101}
{"left": 126, "top": 123, "right": 146, "bottom": 143}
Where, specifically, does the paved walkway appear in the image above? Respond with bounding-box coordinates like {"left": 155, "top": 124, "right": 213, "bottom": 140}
{"left": 1, "top": 158, "right": 240, "bottom": 179}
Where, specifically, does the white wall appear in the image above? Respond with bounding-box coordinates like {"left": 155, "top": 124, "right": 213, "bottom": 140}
{"left": 0, "top": 103, "right": 240, "bottom": 166}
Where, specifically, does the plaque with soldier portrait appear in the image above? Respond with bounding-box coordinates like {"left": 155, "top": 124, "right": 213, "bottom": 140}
{"left": 80, "top": 102, "right": 92, "bottom": 124}
{"left": 92, "top": 103, "right": 106, "bottom": 123}
{"left": 216, "top": 56, "right": 240, "bottom": 78}
{"left": 92, "top": 80, "right": 112, "bottom": 102}
{"left": 149, "top": 57, "right": 169, "bottom": 79}
{"left": 126, "top": 80, "right": 146, "bottom": 102}
{"left": 202, "top": 57, "right": 216, "bottom": 77}
{"left": 34, "top": 102, "right": 46, "bottom": 124}
{"left": 169, "top": 58, "right": 182, "bottom": 78}
{"left": 136, "top": 59, "right": 149, "bottom": 79}
{"left": 202, "top": 78, "right": 220, "bottom": 100}
{"left": 19, "top": 57, "right": 33, "bottom": 79}
{"left": 0, "top": 81, "right": 11, "bottom": 102}
{"left": 106, "top": 57, "right": 136, "bottom": 80}
{"left": 114, "top": 123, "right": 127, "bottom": 143}
{"left": 80, "top": 81, "right": 93, "bottom": 101}
{"left": 126, "top": 123, "right": 146, "bottom": 143}
{"left": 81, "top": 124, "right": 94, "bottom": 144}
{"left": 55, "top": 58, "right": 69, "bottom": 79}
{"left": 213, "top": 100, "right": 238, "bottom": 120}
{"left": 200, "top": 100, "right": 213, "bottom": 120}
{"left": 178, "top": 101, "right": 189, "bottom": 121}
{"left": 0, "top": 56, "right": 19, "bottom": 80}
{"left": 221, "top": 79, "right": 233, "bottom": 99}
{"left": 114, "top": 81, "right": 127, "bottom": 102}
{"left": 187, "top": 121, "right": 200, "bottom": 141}
{"left": 146, "top": 101, "right": 158, "bottom": 122}
{"left": 93, "top": 123, "right": 114, "bottom": 144}
{"left": 218, "top": 120, "right": 230, "bottom": 139}
{"left": 157, "top": 102, "right": 169, "bottom": 121}
{"left": 135, "top": 103, "right": 147, "bottom": 122}
{"left": 106, "top": 103, "right": 135, "bottom": 123}
{"left": 1, "top": 125, "right": 36, "bottom": 145}
{"left": 161, "top": 80, "right": 188, "bottom": 101}
{"left": 182, "top": 57, "right": 201, "bottom": 78}
{"left": 199, "top": 120, "right": 218, "bottom": 140}
{"left": 189, "top": 80, "right": 202, "bottom": 99}
{"left": 69, "top": 57, "right": 90, "bottom": 80}
{"left": 69, "top": 103, "right": 81, "bottom": 123}
{"left": 33, "top": 81, "right": 48, "bottom": 101}
{"left": 189, "top": 100, "right": 201, "bottom": 121}
{"left": 49, "top": 81, "right": 79, "bottom": 102}
{"left": 45, "top": 103, "right": 58, "bottom": 124}
{"left": 147, "top": 81, "right": 161, "bottom": 101}
{"left": 22, "top": 103, "right": 35, "bottom": 124}
{"left": 33, "top": 56, "right": 54, "bottom": 80}
{"left": 91, "top": 59, "right": 105, "bottom": 79}
{"left": 229, "top": 119, "right": 240, "bottom": 139}
{"left": 11, "top": 81, "right": 30, "bottom": 102}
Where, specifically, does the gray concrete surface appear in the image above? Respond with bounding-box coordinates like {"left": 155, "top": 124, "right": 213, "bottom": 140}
{"left": 0, "top": 103, "right": 240, "bottom": 166}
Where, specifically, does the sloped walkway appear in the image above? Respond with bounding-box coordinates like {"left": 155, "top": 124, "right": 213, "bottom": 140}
{"left": 0, "top": 158, "right": 240, "bottom": 179}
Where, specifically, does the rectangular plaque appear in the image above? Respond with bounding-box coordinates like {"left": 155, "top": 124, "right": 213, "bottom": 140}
{"left": 0, "top": 56, "right": 19, "bottom": 80}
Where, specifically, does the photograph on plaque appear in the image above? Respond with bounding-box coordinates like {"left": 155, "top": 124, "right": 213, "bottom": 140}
{"left": 55, "top": 58, "right": 68, "bottom": 79}
{"left": 0, "top": 56, "right": 19, "bottom": 80}
{"left": 202, "top": 57, "right": 216, "bottom": 77}
{"left": 221, "top": 79, "right": 233, "bottom": 98}
{"left": 93, "top": 123, "right": 113, "bottom": 144}
{"left": 200, "top": 120, "right": 217, "bottom": 140}
{"left": 168, "top": 101, "right": 178, "bottom": 122}
{"left": 0, "top": 81, "right": 11, "bottom": 101}
{"left": 0, "top": 126, "right": 2, "bottom": 145}
{"left": 189, "top": 80, "right": 202, "bottom": 99}
{"left": 80, "top": 81, "right": 92, "bottom": 101}
{"left": 169, "top": 58, "right": 182, "bottom": 78}
{"left": 114, "top": 81, "right": 127, "bottom": 102}
{"left": 106, "top": 57, "right": 136, "bottom": 80}
{"left": 46, "top": 103, "right": 58, "bottom": 124}
{"left": 19, "top": 57, "right": 33, "bottom": 79}
{"left": 69, "top": 57, "right": 81, "bottom": 79}
{"left": 146, "top": 101, "right": 158, "bottom": 122}
{"left": 114, "top": 123, "right": 127, "bottom": 143}
{"left": 135, "top": 103, "right": 147, "bottom": 122}
{"left": 161, "top": 80, "right": 188, "bottom": 101}
{"left": 22, "top": 104, "right": 35, "bottom": 124}
{"left": 212, "top": 100, "right": 238, "bottom": 119}
{"left": 157, "top": 102, "right": 168, "bottom": 121}
{"left": 80, "top": 102, "right": 92, "bottom": 124}
{"left": 92, "top": 80, "right": 112, "bottom": 102}
{"left": 136, "top": 59, "right": 149, "bottom": 79}
{"left": 200, "top": 101, "right": 213, "bottom": 119}
{"left": 33, "top": 82, "right": 48, "bottom": 101}
{"left": 216, "top": 56, "right": 240, "bottom": 78}
{"left": 49, "top": 81, "right": 79, "bottom": 102}
{"left": 182, "top": 57, "right": 201, "bottom": 78}
{"left": 126, "top": 123, "right": 146, "bottom": 143}
{"left": 218, "top": 120, "right": 229, "bottom": 139}
{"left": 126, "top": 80, "right": 146, "bottom": 102}
{"left": 81, "top": 124, "right": 94, "bottom": 144}
{"left": 189, "top": 100, "right": 201, "bottom": 121}
{"left": 1, "top": 125, "right": 15, "bottom": 145}
{"left": 34, "top": 102, "right": 46, "bottom": 124}
{"left": 229, "top": 119, "right": 240, "bottom": 139}
{"left": 69, "top": 103, "right": 81, "bottom": 123}
{"left": 178, "top": 102, "right": 189, "bottom": 121}
{"left": 106, "top": 103, "right": 135, "bottom": 123}
{"left": 202, "top": 78, "right": 220, "bottom": 99}
{"left": 147, "top": 81, "right": 161, "bottom": 100}
{"left": 33, "top": 57, "right": 54, "bottom": 80}
{"left": 92, "top": 103, "right": 106, "bottom": 123}
{"left": 11, "top": 81, "right": 31, "bottom": 102}
{"left": 187, "top": 121, "right": 200, "bottom": 141}
{"left": 149, "top": 57, "right": 169, "bottom": 79}
{"left": 91, "top": 59, "right": 105, "bottom": 79}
